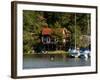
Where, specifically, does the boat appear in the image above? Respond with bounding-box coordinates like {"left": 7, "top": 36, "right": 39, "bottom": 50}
{"left": 68, "top": 48, "right": 90, "bottom": 59}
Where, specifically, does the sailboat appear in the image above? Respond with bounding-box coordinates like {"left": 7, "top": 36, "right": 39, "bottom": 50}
{"left": 68, "top": 13, "right": 90, "bottom": 59}
{"left": 68, "top": 13, "right": 79, "bottom": 58}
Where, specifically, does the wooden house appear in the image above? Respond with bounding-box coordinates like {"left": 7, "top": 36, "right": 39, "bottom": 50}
{"left": 41, "top": 27, "right": 71, "bottom": 51}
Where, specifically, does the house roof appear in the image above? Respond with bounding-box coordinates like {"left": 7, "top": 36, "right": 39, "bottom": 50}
{"left": 41, "top": 27, "right": 71, "bottom": 36}
{"left": 42, "top": 27, "right": 52, "bottom": 35}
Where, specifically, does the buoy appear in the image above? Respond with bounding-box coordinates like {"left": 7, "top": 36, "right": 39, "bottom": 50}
{"left": 50, "top": 56, "right": 54, "bottom": 61}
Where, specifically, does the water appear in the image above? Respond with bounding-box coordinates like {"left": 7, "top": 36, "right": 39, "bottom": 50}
{"left": 23, "top": 55, "right": 91, "bottom": 69}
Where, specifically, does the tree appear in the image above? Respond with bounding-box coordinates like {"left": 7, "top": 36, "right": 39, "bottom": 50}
{"left": 23, "top": 10, "right": 91, "bottom": 54}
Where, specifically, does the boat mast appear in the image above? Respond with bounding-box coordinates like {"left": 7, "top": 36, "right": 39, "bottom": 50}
{"left": 87, "top": 14, "right": 90, "bottom": 35}
{"left": 87, "top": 14, "right": 90, "bottom": 49}
{"left": 75, "top": 13, "right": 76, "bottom": 49}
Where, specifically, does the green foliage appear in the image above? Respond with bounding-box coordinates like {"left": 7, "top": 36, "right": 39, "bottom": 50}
{"left": 23, "top": 11, "right": 46, "bottom": 54}
{"left": 23, "top": 31, "right": 33, "bottom": 54}
{"left": 23, "top": 10, "right": 91, "bottom": 54}
{"left": 79, "top": 35, "right": 90, "bottom": 48}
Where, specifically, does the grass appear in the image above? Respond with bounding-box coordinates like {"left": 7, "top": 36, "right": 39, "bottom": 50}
{"left": 47, "top": 50, "right": 69, "bottom": 54}
{"left": 24, "top": 50, "right": 71, "bottom": 58}
{"left": 24, "top": 50, "right": 70, "bottom": 56}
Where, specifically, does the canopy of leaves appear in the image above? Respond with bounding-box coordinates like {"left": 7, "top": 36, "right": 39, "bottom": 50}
{"left": 23, "top": 10, "right": 91, "bottom": 54}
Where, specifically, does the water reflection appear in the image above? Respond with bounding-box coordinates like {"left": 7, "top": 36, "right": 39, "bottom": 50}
{"left": 23, "top": 55, "right": 91, "bottom": 69}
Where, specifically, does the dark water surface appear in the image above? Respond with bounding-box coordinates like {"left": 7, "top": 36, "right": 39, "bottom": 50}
{"left": 23, "top": 54, "right": 91, "bottom": 69}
